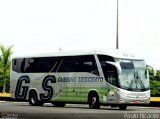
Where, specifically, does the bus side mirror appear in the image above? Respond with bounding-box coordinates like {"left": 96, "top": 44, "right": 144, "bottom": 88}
{"left": 153, "top": 69, "right": 157, "bottom": 77}
{"left": 106, "top": 61, "right": 122, "bottom": 75}
{"left": 147, "top": 65, "right": 157, "bottom": 76}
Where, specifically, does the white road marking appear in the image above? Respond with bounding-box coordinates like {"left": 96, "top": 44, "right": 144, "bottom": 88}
{"left": 12, "top": 102, "right": 28, "bottom": 104}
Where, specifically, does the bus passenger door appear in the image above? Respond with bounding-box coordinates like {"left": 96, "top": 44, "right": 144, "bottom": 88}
{"left": 100, "top": 61, "right": 118, "bottom": 103}
{"left": 106, "top": 71, "right": 117, "bottom": 103}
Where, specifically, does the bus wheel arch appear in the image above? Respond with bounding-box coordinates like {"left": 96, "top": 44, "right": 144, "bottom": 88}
{"left": 88, "top": 90, "right": 100, "bottom": 109}
{"left": 29, "top": 89, "right": 43, "bottom": 106}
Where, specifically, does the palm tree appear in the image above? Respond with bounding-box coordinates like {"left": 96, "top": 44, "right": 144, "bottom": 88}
{"left": 0, "top": 44, "right": 13, "bottom": 93}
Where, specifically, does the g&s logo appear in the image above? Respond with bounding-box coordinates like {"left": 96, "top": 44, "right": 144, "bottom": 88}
{"left": 39, "top": 75, "right": 56, "bottom": 101}
{"left": 15, "top": 75, "right": 56, "bottom": 101}
{"left": 15, "top": 76, "right": 30, "bottom": 100}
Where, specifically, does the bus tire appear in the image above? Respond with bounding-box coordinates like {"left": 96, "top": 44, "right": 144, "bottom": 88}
{"left": 29, "top": 90, "right": 43, "bottom": 106}
{"left": 119, "top": 105, "right": 127, "bottom": 110}
{"left": 88, "top": 93, "right": 100, "bottom": 109}
{"left": 52, "top": 102, "right": 66, "bottom": 107}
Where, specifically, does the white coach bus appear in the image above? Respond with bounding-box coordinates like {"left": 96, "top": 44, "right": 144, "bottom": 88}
{"left": 10, "top": 50, "right": 150, "bottom": 110}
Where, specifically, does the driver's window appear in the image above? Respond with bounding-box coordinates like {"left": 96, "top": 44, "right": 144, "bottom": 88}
{"left": 98, "top": 55, "right": 118, "bottom": 86}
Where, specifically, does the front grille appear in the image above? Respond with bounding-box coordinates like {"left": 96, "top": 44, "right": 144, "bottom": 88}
{"left": 127, "top": 93, "right": 147, "bottom": 98}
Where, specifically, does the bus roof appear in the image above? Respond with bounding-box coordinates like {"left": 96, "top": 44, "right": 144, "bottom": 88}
{"left": 12, "top": 49, "right": 143, "bottom": 60}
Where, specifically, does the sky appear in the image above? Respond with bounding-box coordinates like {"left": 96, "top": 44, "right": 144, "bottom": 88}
{"left": 0, "top": 0, "right": 160, "bottom": 69}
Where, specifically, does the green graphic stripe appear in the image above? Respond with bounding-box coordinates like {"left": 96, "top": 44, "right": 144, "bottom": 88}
{"left": 56, "top": 92, "right": 107, "bottom": 103}
{"left": 60, "top": 91, "right": 108, "bottom": 96}
{"left": 61, "top": 89, "right": 107, "bottom": 95}
{"left": 58, "top": 95, "right": 87, "bottom": 98}
{"left": 64, "top": 87, "right": 107, "bottom": 90}
{"left": 54, "top": 97, "right": 87, "bottom": 103}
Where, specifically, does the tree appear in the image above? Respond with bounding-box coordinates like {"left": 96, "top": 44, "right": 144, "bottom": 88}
{"left": 0, "top": 44, "right": 13, "bottom": 93}
{"left": 149, "top": 69, "right": 160, "bottom": 97}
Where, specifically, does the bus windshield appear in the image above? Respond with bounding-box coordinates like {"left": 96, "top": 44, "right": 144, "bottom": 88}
{"left": 117, "top": 59, "right": 149, "bottom": 91}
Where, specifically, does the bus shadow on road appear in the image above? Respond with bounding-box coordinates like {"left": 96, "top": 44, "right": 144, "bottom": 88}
{"left": 42, "top": 104, "right": 136, "bottom": 111}
{"left": 16, "top": 102, "right": 141, "bottom": 111}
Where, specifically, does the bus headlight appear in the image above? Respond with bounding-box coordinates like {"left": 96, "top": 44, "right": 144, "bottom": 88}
{"left": 118, "top": 91, "right": 128, "bottom": 97}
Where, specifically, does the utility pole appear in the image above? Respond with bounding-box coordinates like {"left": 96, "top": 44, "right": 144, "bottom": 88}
{"left": 116, "top": 0, "right": 119, "bottom": 49}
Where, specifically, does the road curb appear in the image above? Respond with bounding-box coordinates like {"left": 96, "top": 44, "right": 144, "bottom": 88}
{"left": 0, "top": 97, "right": 12, "bottom": 101}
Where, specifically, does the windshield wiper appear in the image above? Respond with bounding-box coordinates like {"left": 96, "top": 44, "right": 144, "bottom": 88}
{"left": 128, "top": 71, "right": 145, "bottom": 91}
{"left": 136, "top": 74, "right": 146, "bottom": 91}
{"left": 128, "top": 78, "right": 135, "bottom": 91}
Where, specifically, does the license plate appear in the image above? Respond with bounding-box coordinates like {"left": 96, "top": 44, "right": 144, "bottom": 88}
{"left": 133, "top": 100, "right": 140, "bottom": 103}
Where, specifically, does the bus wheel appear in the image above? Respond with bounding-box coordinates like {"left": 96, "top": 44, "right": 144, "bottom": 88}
{"left": 29, "top": 91, "right": 43, "bottom": 106}
{"left": 119, "top": 105, "right": 127, "bottom": 110}
{"left": 89, "top": 93, "right": 100, "bottom": 109}
{"left": 52, "top": 102, "right": 66, "bottom": 107}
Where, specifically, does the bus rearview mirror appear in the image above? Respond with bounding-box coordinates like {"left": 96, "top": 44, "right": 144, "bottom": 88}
{"left": 153, "top": 69, "right": 157, "bottom": 77}
{"left": 147, "top": 65, "right": 157, "bottom": 77}
{"left": 106, "top": 61, "right": 122, "bottom": 75}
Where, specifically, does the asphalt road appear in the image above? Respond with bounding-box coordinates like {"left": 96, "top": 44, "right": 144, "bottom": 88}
{"left": 0, "top": 101, "right": 160, "bottom": 119}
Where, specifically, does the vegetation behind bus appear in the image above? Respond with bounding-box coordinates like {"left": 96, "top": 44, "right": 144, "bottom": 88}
{"left": 0, "top": 69, "right": 10, "bottom": 92}
{"left": 0, "top": 44, "right": 12, "bottom": 93}
{"left": 149, "top": 69, "right": 160, "bottom": 97}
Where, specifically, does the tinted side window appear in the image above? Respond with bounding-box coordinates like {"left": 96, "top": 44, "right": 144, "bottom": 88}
{"left": 98, "top": 55, "right": 118, "bottom": 86}
{"left": 12, "top": 58, "right": 25, "bottom": 73}
{"left": 36, "top": 57, "right": 58, "bottom": 72}
{"left": 98, "top": 55, "right": 114, "bottom": 62}
{"left": 24, "top": 58, "right": 39, "bottom": 73}
{"left": 24, "top": 57, "right": 58, "bottom": 73}
{"left": 58, "top": 57, "right": 78, "bottom": 72}
{"left": 77, "top": 55, "right": 99, "bottom": 75}
{"left": 57, "top": 55, "right": 99, "bottom": 75}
